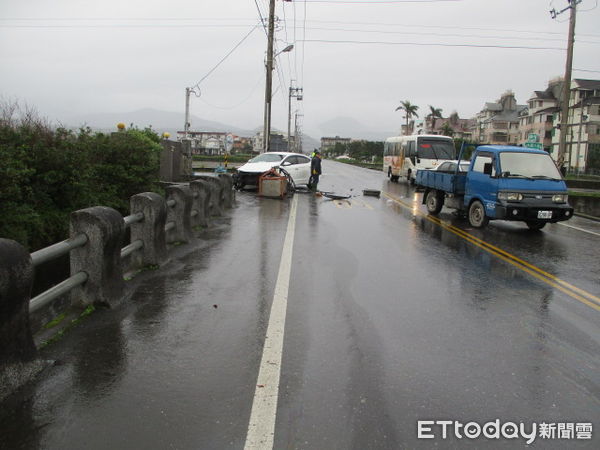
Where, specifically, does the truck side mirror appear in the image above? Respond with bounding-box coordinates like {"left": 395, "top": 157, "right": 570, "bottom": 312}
{"left": 483, "top": 162, "right": 493, "bottom": 175}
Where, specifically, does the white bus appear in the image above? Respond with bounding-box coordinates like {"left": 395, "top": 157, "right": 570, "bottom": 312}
{"left": 383, "top": 134, "right": 456, "bottom": 184}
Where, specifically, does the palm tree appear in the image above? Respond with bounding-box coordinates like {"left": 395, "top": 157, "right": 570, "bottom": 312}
{"left": 440, "top": 122, "right": 455, "bottom": 137}
{"left": 427, "top": 105, "right": 443, "bottom": 134}
{"left": 395, "top": 100, "right": 419, "bottom": 135}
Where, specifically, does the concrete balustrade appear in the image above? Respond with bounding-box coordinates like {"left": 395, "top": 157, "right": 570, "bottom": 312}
{"left": 165, "top": 185, "right": 193, "bottom": 244}
{"left": 190, "top": 180, "right": 212, "bottom": 228}
{"left": 195, "top": 175, "right": 225, "bottom": 217}
{"left": 130, "top": 192, "right": 168, "bottom": 266}
{"left": 0, "top": 179, "right": 233, "bottom": 399}
{"left": 218, "top": 174, "right": 235, "bottom": 209}
{"left": 0, "top": 239, "right": 47, "bottom": 402}
{"left": 70, "top": 206, "right": 125, "bottom": 308}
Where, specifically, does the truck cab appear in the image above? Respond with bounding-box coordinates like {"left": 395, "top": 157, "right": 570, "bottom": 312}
{"left": 416, "top": 145, "right": 574, "bottom": 230}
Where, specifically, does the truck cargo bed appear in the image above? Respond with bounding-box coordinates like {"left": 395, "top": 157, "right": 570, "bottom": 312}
{"left": 415, "top": 170, "right": 467, "bottom": 195}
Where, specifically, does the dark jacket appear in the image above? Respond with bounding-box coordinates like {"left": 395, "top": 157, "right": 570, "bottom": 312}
{"left": 311, "top": 156, "right": 322, "bottom": 175}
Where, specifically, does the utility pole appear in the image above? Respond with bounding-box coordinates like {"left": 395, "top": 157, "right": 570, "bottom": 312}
{"left": 262, "top": 0, "right": 276, "bottom": 153}
{"left": 552, "top": 0, "right": 581, "bottom": 171}
{"left": 184, "top": 87, "right": 191, "bottom": 140}
{"left": 288, "top": 85, "right": 303, "bottom": 151}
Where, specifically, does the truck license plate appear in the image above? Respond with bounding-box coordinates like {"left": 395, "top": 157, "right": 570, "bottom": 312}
{"left": 537, "top": 210, "right": 552, "bottom": 219}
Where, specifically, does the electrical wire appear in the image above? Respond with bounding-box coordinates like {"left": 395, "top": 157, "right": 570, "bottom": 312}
{"left": 198, "top": 75, "right": 264, "bottom": 110}
{"left": 302, "top": 0, "right": 462, "bottom": 3}
{"left": 299, "top": 38, "right": 566, "bottom": 51}
{"left": 191, "top": 24, "right": 260, "bottom": 89}
{"left": 253, "top": 0, "right": 268, "bottom": 36}
{"left": 300, "top": 25, "right": 600, "bottom": 44}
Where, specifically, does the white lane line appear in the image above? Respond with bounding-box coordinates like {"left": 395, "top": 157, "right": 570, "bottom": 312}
{"left": 558, "top": 222, "right": 600, "bottom": 237}
{"left": 244, "top": 195, "right": 298, "bottom": 450}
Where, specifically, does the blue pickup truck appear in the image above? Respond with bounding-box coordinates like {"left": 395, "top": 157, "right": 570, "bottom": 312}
{"left": 415, "top": 145, "right": 574, "bottom": 230}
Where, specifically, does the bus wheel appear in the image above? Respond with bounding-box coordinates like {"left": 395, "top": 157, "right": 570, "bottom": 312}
{"left": 468, "top": 200, "right": 489, "bottom": 228}
{"left": 387, "top": 167, "right": 392, "bottom": 179}
{"left": 526, "top": 221, "right": 546, "bottom": 231}
{"left": 426, "top": 190, "right": 443, "bottom": 214}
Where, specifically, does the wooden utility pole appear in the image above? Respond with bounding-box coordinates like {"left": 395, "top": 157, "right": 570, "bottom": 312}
{"left": 555, "top": 0, "right": 580, "bottom": 171}
{"left": 262, "top": 0, "right": 276, "bottom": 153}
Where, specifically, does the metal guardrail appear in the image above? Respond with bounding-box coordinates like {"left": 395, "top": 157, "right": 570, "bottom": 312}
{"left": 31, "top": 234, "right": 88, "bottom": 267}
{"left": 29, "top": 271, "right": 88, "bottom": 314}
{"left": 124, "top": 212, "right": 144, "bottom": 227}
{"left": 121, "top": 239, "right": 143, "bottom": 259}
{"left": 28, "top": 210, "right": 151, "bottom": 312}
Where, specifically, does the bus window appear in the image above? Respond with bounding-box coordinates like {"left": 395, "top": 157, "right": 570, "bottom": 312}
{"left": 383, "top": 142, "right": 389, "bottom": 156}
{"left": 417, "top": 138, "right": 455, "bottom": 160}
{"left": 407, "top": 141, "right": 416, "bottom": 157}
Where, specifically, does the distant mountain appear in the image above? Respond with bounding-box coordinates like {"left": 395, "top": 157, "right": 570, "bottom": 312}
{"left": 318, "top": 116, "right": 395, "bottom": 142}
{"left": 61, "top": 108, "right": 254, "bottom": 137}
{"left": 60, "top": 107, "right": 320, "bottom": 153}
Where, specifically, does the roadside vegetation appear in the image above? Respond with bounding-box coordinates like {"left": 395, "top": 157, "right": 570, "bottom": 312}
{"left": 0, "top": 100, "right": 163, "bottom": 251}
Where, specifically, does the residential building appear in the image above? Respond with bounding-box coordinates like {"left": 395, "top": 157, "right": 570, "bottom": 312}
{"left": 253, "top": 131, "right": 290, "bottom": 153}
{"left": 473, "top": 91, "right": 527, "bottom": 145}
{"left": 427, "top": 112, "right": 475, "bottom": 140}
{"left": 517, "top": 78, "right": 563, "bottom": 152}
{"left": 176, "top": 131, "right": 228, "bottom": 155}
{"left": 320, "top": 136, "right": 352, "bottom": 152}
{"left": 551, "top": 78, "right": 600, "bottom": 172}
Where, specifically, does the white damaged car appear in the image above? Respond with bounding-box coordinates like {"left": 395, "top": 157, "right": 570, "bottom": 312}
{"left": 234, "top": 152, "right": 312, "bottom": 189}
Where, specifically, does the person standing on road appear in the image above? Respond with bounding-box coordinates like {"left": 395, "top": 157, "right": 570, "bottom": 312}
{"left": 310, "top": 151, "right": 322, "bottom": 191}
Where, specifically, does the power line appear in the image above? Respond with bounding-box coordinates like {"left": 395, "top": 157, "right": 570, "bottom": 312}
{"left": 191, "top": 24, "right": 260, "bottom": 89}
{"left": 302, "top": 0, "right": 462, "bottom": 3}
{"left": 299, "top": 38, "right": 566, "bottom": 50}
{"left": 303, "top": 18, "right": 600, "bottom": 38}
{"left": 301, "top": 25, "right": 600, "bottom": 44}
{"left": 253, "top": 0, "right": 269, "bottom": 36}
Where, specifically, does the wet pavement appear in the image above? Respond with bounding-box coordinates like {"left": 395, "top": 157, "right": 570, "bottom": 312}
{"left": 1, "top": 161, "right": 599, "bottom": 449}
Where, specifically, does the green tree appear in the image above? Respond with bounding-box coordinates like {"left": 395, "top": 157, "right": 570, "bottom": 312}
{"left": 395, "top": 100, "right": 419, "bottom": 135}
{"left": 0, "top": 101, "right": 162, "bottom": 251}
{"left": 440, "top": 122, "right": 455, "bottom": 137}
{"left": 427, "top": 105, "right": 443, "bottom": 133}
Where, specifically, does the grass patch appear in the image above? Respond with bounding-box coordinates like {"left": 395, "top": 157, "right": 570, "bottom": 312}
{"left": 44, "top": 313, "right": 67, "bottom": 329}
{"left": 40, "top": 305, "right": 96, "bottom": 348}
{"left": 569, "top": 190, "right": 600, "bottom": 198}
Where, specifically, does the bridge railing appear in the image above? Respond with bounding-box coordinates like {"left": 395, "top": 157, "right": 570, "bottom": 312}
{"left": 0, "top": 174, "right": 234, "bottom": 401}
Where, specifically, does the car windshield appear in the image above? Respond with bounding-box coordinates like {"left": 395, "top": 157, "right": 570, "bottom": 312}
{"left": 499, "top": 152, "right": 562, "bottom": 180}
{"left": 418, "top": 139, "right": 455, "bottom": 160}
{"left": 248, "top": 153, "right": 284, "bottom": 163}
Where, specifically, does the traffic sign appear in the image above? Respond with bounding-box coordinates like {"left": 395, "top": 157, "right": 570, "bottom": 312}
{"left": 524, "top": 142, "right": 543, "bottom": 150}
{"left": 527, "top": 133, "right": 539, "bottom": 143}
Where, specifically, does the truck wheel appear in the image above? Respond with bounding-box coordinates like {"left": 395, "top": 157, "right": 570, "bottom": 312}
{"left": 526, "top": 221, "right": 546, "bottom": 231}
{"left": 468, "top": 200, "right": 489, "bottom": 228}
{"left": 425, "top": 190, "right": 443, "bottom": 214}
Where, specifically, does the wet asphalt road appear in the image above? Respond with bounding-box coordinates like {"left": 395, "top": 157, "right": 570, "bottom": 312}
{"left": 1, "top": 160, "right": 599, "bottom": 449}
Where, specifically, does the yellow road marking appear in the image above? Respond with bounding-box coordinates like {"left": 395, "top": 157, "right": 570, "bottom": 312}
{"left": 383, "top": 191, "right": 600, "bottom": 311}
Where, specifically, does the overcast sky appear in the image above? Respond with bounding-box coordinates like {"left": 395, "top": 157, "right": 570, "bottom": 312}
{"left": 1, "top": 0, "right": 599, "bottom": 138}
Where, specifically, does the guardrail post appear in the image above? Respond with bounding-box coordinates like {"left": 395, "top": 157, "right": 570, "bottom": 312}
{"left": 195, "top": 175, "right": 224, "bottom": 216}
{"left": 0, "top": 239, "right": 46, "bottom": 401}
{"left": 190, "top": 180, "right": 211, "bottom": 228}
{"left": 70, "top": 206, "right": 125, "bottom": 308}
{"left": 130, "top": 192, "right": 167, "bottom": 266}
{"left": 166, "top": 185, "right": 193, "bottom": 244}
{"left": 218, "top": 173, "right": 235, "bottom": 209}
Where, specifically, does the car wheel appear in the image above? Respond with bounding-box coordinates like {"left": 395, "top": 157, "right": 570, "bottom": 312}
{"left": 468, "top": 200, "right": 489, "bottom": 228}
{"left": 426, "top": 190, "right": 443, "bottom": 214}
{"left": 526, "top": 221, "right": 546, "bottom": 231}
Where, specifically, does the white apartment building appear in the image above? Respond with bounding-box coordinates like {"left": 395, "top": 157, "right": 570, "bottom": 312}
{"left": 551, "top": 79, "right": 600, "bottom": 172}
